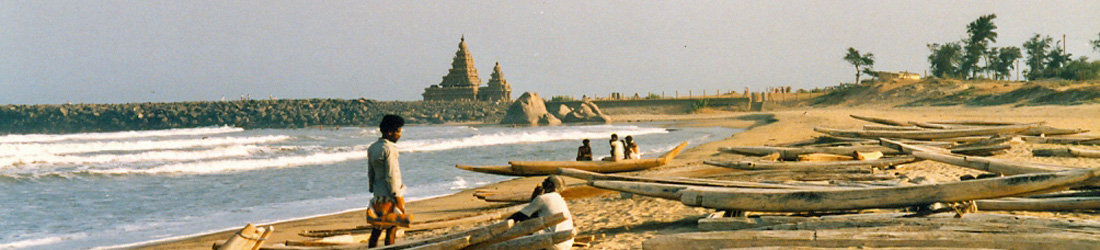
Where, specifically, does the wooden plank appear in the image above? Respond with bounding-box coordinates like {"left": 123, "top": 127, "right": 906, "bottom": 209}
{"left": 948, "top": 144, "right": 1010, "bottom": 156}
{"left": 675, "top": 168, "right": 1100, "bottom": 212}
{"left": 699, "top": 212, "right": 1100, "bottom": 232}
{"left": 1021, "top": 126, "right": 1089, "bottom": 136}
{"left": 863, "top": 124, "right": 925, "bottom": 131}
{"left": 797, "top": 153, "right": 854, "bottom": 162}
{"left": 1033, "top": 147, "right": 1100, "bottom": 158}
{"left": 927, "top": 120, "right": 1039, "bottom": 126}
{"left": 404, "top": 236, "right": 470, "bottom": 250}
{"left": 558, "top": 168, "right": 820, "bottom": 189}
{"left": 467, "top": 229, "right": 576, "bottom": 250}
{"left": 814, "top": 124, "right": 1037, "bottom": 140}
{"left": 464, "top": 213, "right": 568, "bottom": 249}
{"left": 849, "top": 114, "right": 910, "bottom": 126}
{"left": 976, "top": 197, "right": 1100, "bottom": 211}
{"left": 643, "top": 226, "right": 1100, "bottom": 250}
{"left": 910, "top": 150, "right": 1073, "bottom": 175}
{"left": 703, "top": 157, "right": 917, "bottom": 171}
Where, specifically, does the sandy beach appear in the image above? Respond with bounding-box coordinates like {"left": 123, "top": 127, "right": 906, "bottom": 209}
{"left": 135, "top": 104, "right": 1100, "bottom": 250}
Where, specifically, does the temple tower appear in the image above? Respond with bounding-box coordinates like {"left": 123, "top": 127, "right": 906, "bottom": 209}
{"left": 478, "top": 62, "right": 512, "bottom": 102}
{"left": 423, "top": 36, "right": 483, "bottom": 101}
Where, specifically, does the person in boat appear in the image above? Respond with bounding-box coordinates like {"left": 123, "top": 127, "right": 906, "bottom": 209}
{"left": 603, "top": 134, "right": 625, "bottom": 161}
{"left": 366, "top": 114, "right": 410, "bottom": 247}
{"left": 624, "top": 135, "right": 640, "bottom": 159}
{"left": 576, "top": 139, "right": 593, "bottom": 161}
{"left": 508, "top": 175, "right": 575, "bottom": 250}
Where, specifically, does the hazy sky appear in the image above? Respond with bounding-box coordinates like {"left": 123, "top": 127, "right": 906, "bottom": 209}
{"left": 2, "top": 0, "right": 1099, "bottom": 104}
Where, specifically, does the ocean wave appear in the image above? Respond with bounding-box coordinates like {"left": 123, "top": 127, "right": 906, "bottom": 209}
{"left": 0, "top": 145, "right": 260, "bottom": 170}
{"left": 0, "top": 136, "right": 289, "bottom": 157}
{"left": 0, "top": 126, "right": 243, "bottom": 144}
{"left": 0, "top": 233, "right": 87, "bottom": 249}
{"left": 399, "top": 125, "right": 668, "bottom": 152}
{"left": 88, "top": 148, "right": 368, "bottom": 175}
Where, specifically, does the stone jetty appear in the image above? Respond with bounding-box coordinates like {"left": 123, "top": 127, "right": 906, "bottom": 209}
{"left": 0, "top": 99, "right": 509, "bottom": 134}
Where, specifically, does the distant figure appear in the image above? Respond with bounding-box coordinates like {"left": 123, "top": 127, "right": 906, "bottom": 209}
{"left": 603, "top": 134, "right": 624, "bottom": 161}
{"left": 576, "top": 139, "right": 593, "bottom": 161}
{"left": 508, "top": 175, "right": 575, "bottom": 250}
{"left": 624, "top": 136, "right": 640, "bottom": 159}
{"left": 366, "top": 114, "right": 410, "bottom": 247}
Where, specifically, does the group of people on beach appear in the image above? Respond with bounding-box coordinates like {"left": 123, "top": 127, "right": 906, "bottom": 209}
{"left": 365, "top": 114, "right": 574, "bottom": 249}
{"left": 576, "top": 133, "right": 640, "bottom": 161}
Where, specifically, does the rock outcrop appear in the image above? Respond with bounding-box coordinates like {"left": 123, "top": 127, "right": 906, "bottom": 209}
{"left": 561, "top": 101, "right": 612, "bottom": 123}
{"left": 501, "top": 92, "right": 560, "bottom": 125}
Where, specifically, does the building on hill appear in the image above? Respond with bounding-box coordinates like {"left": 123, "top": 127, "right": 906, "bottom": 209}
{"left": 874, "top": 71, "right": 922, "bottom": 81}
{"left": 423, "top": 36, "right": 512, "bottom": 102}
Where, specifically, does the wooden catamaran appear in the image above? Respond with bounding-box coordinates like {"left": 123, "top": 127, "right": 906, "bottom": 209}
{"left": 457, "top": 142, "right": 688, "bottom": 176}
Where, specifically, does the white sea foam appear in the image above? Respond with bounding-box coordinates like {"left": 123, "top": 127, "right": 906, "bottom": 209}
{"left": 0, "top": 136, "right": 289, "bottom": 157}
{"left": 0, "top": 233, "right": 87, "bottom": 249}
{"left": 450, "top": 176, "right": 468, "bottom": 190}
{"left": 91, "top": 148, "right": 368, "bottom": 175}
{"left": 0, "top": 126, "right": 242, "bottom": 144}
{"left": 399, "top": 126, "right": 668, "bottom": 152}
{"left": 0, "top": 145, "right": 260, "bottom": 169}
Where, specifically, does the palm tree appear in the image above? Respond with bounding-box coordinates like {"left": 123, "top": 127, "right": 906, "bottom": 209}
{"left": 963, "top": 14, "right": 998, "bottom": 79}
{"left": 1092, "top": 32, "right": 1100, "bottom": 55}
{"left": 844, "top": 48, "right": 875, "bottom": 84}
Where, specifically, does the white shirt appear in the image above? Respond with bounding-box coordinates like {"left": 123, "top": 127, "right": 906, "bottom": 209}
{"left": 367, "top": 138, "right": 406, "bottom": 198}
{"left": 520, "top": 192, "right": 574, "bottom": 250}
{"left": 610, "top": 140, "right": 624, "bottom": 161}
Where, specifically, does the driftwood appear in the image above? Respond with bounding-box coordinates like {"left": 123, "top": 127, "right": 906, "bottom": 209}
{"left": 849, "top": 114, "right": 910, "bottom": 126}
{"left": 909, "top": 121, "right": 963, "bottom": 130}
{"left": 976, "top": 197, "right": 1100, "bottom": 211}
{"left": 1021, "top": 126, "right": 1089, "bottom": 136}
{"left": 643, "top": 225, "right": 1100, "bottom": 250}
{"left": 697, "top": 212, "right": 1100, "bottom": 232}
{"left": 796, "top": 153, "right": 853, "bottom": 161}
{"left": 704, "top": 157, "right": 917, "bottom": 171}
{"left": 927, "top": 120, "right": 1039, "bottom": 126}
{"left": 862, "top": 124, "right": 925, "bottom": 131}
{"left": 403, "top": 236, "right": 469, "bottom": 250}
{"left": 1033, "top": 147, "right": 1100, "bottom": 158}
{"left": 710, "top": 170, "right": 896, "bottom": 182}
{"left": 463, "top": 213, "right": 569, "bottom": 249}
{"left": 948, "top": 136, "right": 1010, "bottom": 148}
{"left": 815, "top": 124, "right": 1036, "bottom": 140}
{"left": 1020, "top": 135, "right": 1100, "bottom": 145}
{"left": 467, "top": 229, "right": 576, "bottom": 250}
{"left": 880, "top": 139, "right": 1075, "bottom": 175}
{"left": 855, "top": 151, "right": 884, "bottom": 160}
{"left": 590, "top": 167, "right": 1100, "bottom": 212}
{"left": 558, "top": 168, "right": 824, "bottom": 189}
{"left": 947, "top": 144, "right": 1010, "bottom": 156}
{"left": 719, "top": 145, "right": 901, "bottom": 161}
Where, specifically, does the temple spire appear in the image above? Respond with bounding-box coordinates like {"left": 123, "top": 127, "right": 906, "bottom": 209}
{"left": 439, "top": 36, "right": 481, "bottom": 88}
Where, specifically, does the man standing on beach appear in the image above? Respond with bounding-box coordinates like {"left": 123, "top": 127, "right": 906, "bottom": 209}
{"left": 367, "top": 114, "right": 408, "bottom": 247}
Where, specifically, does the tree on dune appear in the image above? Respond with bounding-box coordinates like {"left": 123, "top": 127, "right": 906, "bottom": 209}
{"left": 1022, "top": 34, "right": 1053, "bottom": 81}
{"left": 961, "top": 14, "right": 998, "bottom": 79}
{"left": 844, "top": 47, "right": 875, "bottom": 84}
{"left": 987, "top": 46, "right": 1022, "bottom": 80}
{"left": 927, "top": 42, "right": 964, "bottom": 78}
{"left": 1091, "top": 32, "right": 1100, "bottom": 55}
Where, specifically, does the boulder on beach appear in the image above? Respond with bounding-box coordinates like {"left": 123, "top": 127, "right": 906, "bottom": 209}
{"left": 554, "top": 104, "right": 573, "bottom": 119}
{"left": 501, "top": 92, "right": 560, "bottom": 125}
{"left": 562, "top": 101, "right": 612, "bottom": 123}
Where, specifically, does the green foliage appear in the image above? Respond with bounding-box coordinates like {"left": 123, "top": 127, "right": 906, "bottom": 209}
{"left": 961, "top": 14, "right": 998, "bottom": 79}
{"left": 645, "top": 93, "right": 662, "bottom": 100}
{"left": 988, "top": 46, "right": 1022, "bottom": 80}
{"left": 690, "top": 99, "right": 709, "bottom": 113}
{"left": 1023, "top": 34, "right": 1054, "bottom": 80}
{"left": 549, "top": 95, "right": 576, "bottom": 102}
{"left": 1092, "top": 32, "right": 1100, "bottom": 55}
{"left": 928, "top": 42, "right": 964, "bottom": 78}
{"left": 844, "top": 48, "right": 875, "bottom": 84}
{"left": 1056, "top": 58, "right": 1100, "bottom": 81}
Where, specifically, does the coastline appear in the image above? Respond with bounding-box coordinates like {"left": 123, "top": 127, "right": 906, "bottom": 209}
{"left": 133, "top": 104, "right": 1100, "bottom": 249}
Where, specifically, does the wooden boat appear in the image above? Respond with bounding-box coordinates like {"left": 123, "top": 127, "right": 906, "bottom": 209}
{"left": 928, "top": 120, "right": 1040, "bottom": 126}
{"left": 1022, "top": 126, "right": 1089, "bottom": 136}
{"left": 977, "top": 197, "right": 1100, "bottom": 211}
{"left": 1020, "top": 135, "right": 1100, "bottom": 145}
{"left": 814, "top": 124, "right": 1037, "bottom": 140}
{"left": 862, "top": 124, "right": 924, "bottom": 131}
{"left": 849, "top": 114, "right": 909, "bottom": 126}
{"left": 557, "top": 168, "right": 851, "bottom": 190}
{"left": 457, "top": 142, "right": 688, "bottom": 176}
{"left": 589, "top": 167, "right": 1100, "bottom": 212}
{"left": 703, "top": 156, "right": 918, "bottom": 171}
{"left": 1034, "top": 147, "right": 1100, "bottom": 158}
{"left": 718, "top": 145, "right": 901, "bottom": 160}
{"left": 880, "top": 138, "right": 1073, "bottom": 175}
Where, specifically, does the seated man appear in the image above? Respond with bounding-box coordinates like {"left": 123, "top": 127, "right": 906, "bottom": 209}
{"left": 508, "top": 175, "right": 575, "bottom": 250}
{"left": 576, "top": 139, "right": 593, "bottom": 161}
{"left": 624, "top": 135, "right": 640, "bottom": 159}
{"left": 602, "top": 134, "right": 624, "bottom": 161}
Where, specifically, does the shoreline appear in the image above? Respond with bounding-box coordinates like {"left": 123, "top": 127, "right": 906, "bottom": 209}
{"left": 134, "top": 104, "right": 1100, "bottom": 249}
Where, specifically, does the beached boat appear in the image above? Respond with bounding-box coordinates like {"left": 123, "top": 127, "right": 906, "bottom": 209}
{"left": 588, "top": 167, "right": 1100, "bottom": 212}
{"left": 703, "top": 156, "right": 918, "bottom": 171}
{"left": 814, "top": 124, "right": 1037, "bottom": 140}
{"left": 457, "top": 142, "right": 688, "bottom": 176}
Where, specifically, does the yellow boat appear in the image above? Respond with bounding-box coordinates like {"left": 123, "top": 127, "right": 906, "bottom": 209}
{"left": 457, "top": 142, "right": 688, "bottom": 176}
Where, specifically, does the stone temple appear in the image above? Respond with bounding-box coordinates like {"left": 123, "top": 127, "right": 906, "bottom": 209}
{"left": 423, "top": 37, "right": 512, "bottom": 102}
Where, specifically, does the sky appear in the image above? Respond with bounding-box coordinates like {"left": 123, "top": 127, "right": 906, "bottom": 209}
{"left": 2, "top": 0, "right": 1099, "bottom": 105}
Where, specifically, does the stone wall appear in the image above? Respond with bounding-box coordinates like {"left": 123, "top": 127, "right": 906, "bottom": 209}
{"left": 0, "top": 99, "right": 509, "bottom": 134}
{"left": 547, "top": 97, "right": 751, "bottom": 115}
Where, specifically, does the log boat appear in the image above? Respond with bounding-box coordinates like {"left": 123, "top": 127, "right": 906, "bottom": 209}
{"left": 814, "top": 124, "right": 1038, "bottom": 140}
{"left": 588, "top": 167, "right": 1100, "bottom": 212}
{"left": 457, "top": 142, "right": 688, "bottom": 176}
{"left": 703, "top": 156, "right": 918, "bottom": 171}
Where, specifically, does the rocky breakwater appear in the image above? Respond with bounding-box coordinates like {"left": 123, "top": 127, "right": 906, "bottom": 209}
{"left": 501, "top": 92, "right": 611, "bottom": 126}
{"left": 0, "top": 99, "right": 509, "bottom": 134}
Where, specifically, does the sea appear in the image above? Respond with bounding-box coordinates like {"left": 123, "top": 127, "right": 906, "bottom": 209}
{"left": 0, "top": 123, "right": 740, "bottom": 249}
